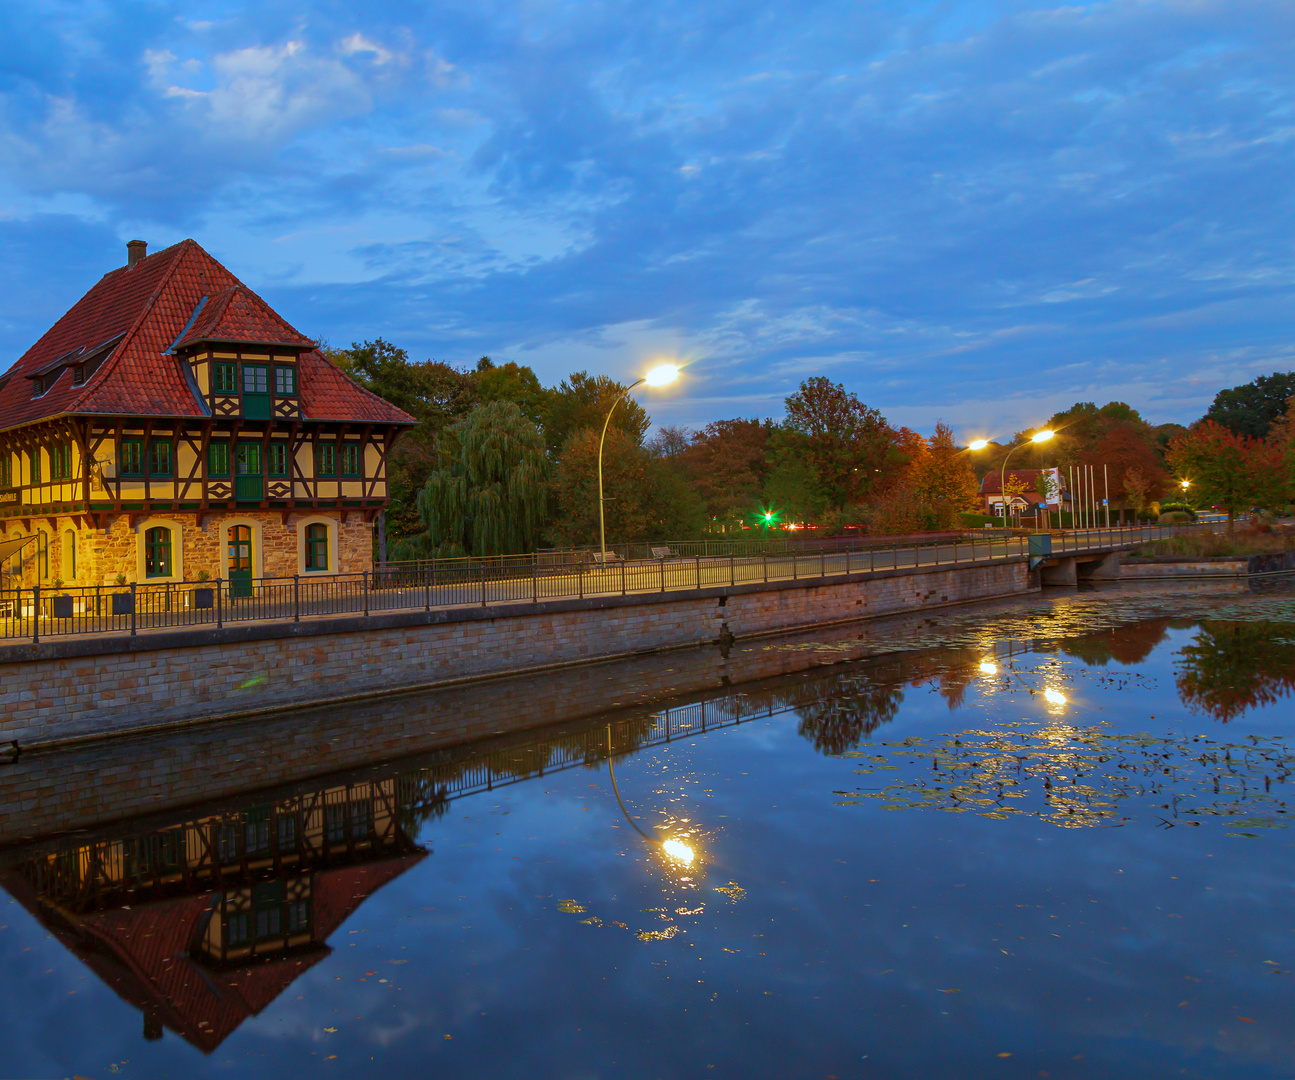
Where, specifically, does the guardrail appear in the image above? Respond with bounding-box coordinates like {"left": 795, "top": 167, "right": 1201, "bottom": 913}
{"left": 0, "top": 523, "right": 1199, "bottom": 644}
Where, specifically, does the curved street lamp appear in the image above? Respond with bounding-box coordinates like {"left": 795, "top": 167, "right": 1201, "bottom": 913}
{"left": 598, "top": 364, "right": 680, "bottom": 564}
{"left": 998, "top": 430, "right": 1054, "bottom": 525}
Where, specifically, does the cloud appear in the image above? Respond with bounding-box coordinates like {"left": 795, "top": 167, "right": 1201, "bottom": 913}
{"left": 1, "top": 0, "right": 1294, "bottom": 429}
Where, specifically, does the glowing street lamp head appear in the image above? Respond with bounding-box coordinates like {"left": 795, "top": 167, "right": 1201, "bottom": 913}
{"left": 1031, "top": 429, "right": 1056, "bottom": 444}
{"left": 645, "top": 364, "right": 680, "bottom": 388}
{"left": 1180, "top": 479, "right": 1191, "bottom": 490}
{"left": 968, "top": 439, "right": 990, "bottom": 451}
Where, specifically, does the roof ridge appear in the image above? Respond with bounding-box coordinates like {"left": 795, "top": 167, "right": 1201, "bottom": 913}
{"left": 74, "top": 240, "right": 197, "bottom": 407}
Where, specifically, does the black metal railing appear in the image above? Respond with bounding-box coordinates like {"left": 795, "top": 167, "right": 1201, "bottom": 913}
{"left": 0, "top": 523, "right": 1206, "bottom": 643}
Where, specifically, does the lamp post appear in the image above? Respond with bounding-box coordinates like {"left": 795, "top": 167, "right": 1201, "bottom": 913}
{"left": 996, "top": 430, "right": 1054, "bottom": 526}
{"left": 598, "top": 364, "right": 679, "bottom": 564}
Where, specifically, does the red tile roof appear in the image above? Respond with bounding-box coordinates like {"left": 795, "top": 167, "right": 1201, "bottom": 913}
{"left": 174, "top": 285, "right": 316, "bottom": 351}
{"left": 0, "top": 239, "right": 414, "bottom": 429}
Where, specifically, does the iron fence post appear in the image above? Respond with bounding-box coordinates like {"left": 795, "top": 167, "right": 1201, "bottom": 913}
{"left": 130, "top": 582, "right": 136, "bottom": 637}
{"left": 696, "top": 556, "right": 701, "bottom": 590}
{"left": 427, "top": 567, "right": 433, "bottom": 611}
{"left": 763, "top": 553, "right": 768, "bottom": 583}
{"left": 622, "top": 560, "right": 627, "bottom": 596}
{"left": 660, "top": 558, "right": 666, "bottom": 593}
{"left": 216, "top": 577, "right": 223, "bottom": 628}
{"left": 364, "top": 571, "right": 370, "bottom": 616}
{"left": 820, "top": 552, "right": 825, "bottom": 578}
{"left": 579, "top": 563, "right": 584, "bottom": 600}
{"left": 731, "top": 554, "right": 735, "bottom": 587}
{"left": 293, "top": 574, "right": 300, "bottom": 623}
{"left": 793, "top": 553, "right": 797, "bottom": 581}
{"left": 481, "top": 563, "right": 487, "bottom": 607}
{"left": 31, "top": 585, "right": 38, "bottom": 644}
{"left": 532, "top": 557, "right": 538, "bottom": 605}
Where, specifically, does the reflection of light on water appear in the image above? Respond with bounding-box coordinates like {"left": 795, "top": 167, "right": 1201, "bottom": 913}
{"left": 979, "top": 660, "right": 998, "bottom": 675}
{"left": 1044, "top": 688, "right": 1067, "bottom": 706}
{"left": 661, "top": 839, "right": 695, "bottom": 866}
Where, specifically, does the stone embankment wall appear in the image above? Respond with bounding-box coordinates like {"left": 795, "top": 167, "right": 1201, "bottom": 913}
{"left": 1120, "top": 552, "right": 1295, "bottom": 579}
{"left": 0, "top": 558, "right": 1030, "bottom": 749}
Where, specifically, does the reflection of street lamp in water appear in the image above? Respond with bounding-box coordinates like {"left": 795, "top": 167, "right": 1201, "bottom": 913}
{"left": 607, "top": 733, "right": 698, "bottom": 873}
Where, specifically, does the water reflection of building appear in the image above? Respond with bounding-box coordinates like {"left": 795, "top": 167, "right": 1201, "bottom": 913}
{"left": 1, "top": 777, "right": 430, "bottom": 1053}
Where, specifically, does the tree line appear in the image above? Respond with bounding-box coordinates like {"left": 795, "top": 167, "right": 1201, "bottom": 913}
{"left": 326, "top": 337, "right": 1295, "bottom": 554}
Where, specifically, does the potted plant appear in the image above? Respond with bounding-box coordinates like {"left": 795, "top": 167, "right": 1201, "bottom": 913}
{"left": 50, "top": 578, "right": 73, "bottom": 619}
{"left": 193, "top": 569, "right": 214, "bottom": 610}
{"left": 111, "top": 572, "right": 134, "bottom": 616}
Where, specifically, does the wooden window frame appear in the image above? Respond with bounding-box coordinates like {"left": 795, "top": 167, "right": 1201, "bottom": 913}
{"left": 268, "top": 442, "right": 289, "bottom": 477}
{"left": 273, "top": 365, "right": 297, "bottom": 397}
{"left": 120, "top": 439, "right": 143, "bottom": 477}
{"left": 144, "top": 526, "right": 172, "bottom": 578}
{"left": 242, "top": 364, "right": 269, "bottom": 395}
{"left": 209, "top": 441, "right": 230, "bottom": 477}
{"left": 148, "top": 439, "right": 172, "bottom": 477}
{"left": 213, "top": 363, "right": 238, "bottom": 394}
{"left": 315, "top": 443, "right": 336, "bottom": 477}
{"left": 340, "top": 444, "right": 360, "bottom": 477}
{"left": 304, "top": 523, "right": 329, "bottom": 571}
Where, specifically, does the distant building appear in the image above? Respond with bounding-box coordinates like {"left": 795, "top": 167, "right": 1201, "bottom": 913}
{"left": 979, "top": 468, "right": 1070, "bottom": 518}
{"left": 0, "top": 239, "right": 415, "bottom": 587}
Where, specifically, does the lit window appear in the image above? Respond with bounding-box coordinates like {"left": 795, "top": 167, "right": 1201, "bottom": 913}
{"left": 144, "top": 526, "right": 172, "bottom": 577}
{"left": 305, "top": 523, "right": 328, "bottom": 571}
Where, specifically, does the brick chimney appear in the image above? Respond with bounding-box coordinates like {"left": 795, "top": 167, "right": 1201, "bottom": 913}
{"left": 127, "top": 240, "right": 147, "bottom": 269}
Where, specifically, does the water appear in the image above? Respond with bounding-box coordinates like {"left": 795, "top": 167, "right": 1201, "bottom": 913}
{"left": 3, "top": 585, "right": 1295, "bottom": 1078}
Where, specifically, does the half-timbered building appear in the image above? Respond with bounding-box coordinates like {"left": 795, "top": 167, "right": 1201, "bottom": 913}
{"left": 0, "top": 239, "right": 415, "bottom": 587}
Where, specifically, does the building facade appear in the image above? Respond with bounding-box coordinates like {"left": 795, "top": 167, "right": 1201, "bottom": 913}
{"left": 0, "top": 239, "right": 414, "bottom": 588}
{"left": 979, "top": 467, "right": 1071, "bottom": 519}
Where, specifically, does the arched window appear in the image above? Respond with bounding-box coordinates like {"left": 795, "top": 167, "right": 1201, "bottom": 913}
{"left": 62, "top": 529, "right": 76, "bottom": 581}
{"left": 304, "top": 523, "right": 329, "bottom": 571}
{"left": 144, "top": 527, "right": 172, "bottom": 578}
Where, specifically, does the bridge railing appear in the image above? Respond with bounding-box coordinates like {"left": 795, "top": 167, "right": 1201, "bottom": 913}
{"left": 0, "top": 523, "right": 1204, "bottom": 644}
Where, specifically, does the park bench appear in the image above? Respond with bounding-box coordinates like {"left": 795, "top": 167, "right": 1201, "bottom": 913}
{"left": 650, "top": 546, "right": 680, "bottom": 560}
{"left": 591, "top": 551, "right": 624, "bottom": 564}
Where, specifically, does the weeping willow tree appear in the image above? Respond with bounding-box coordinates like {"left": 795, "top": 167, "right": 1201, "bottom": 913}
{"left": 399, "top": 401, "right": 549, "bottom": 558}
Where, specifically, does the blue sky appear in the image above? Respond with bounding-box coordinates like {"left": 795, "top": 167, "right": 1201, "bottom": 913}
{"left": 1, "top": 0, "right": 1293, "bottom": 438}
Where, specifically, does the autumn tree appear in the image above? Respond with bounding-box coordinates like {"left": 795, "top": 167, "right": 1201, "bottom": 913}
{"left": 551, "top": 427, "right": 652, "bottom": 546}
{"left": 1000, "top": 472, "right": 1029, "bottom": 520}
{"left": 907, "top": 421, "right": 979, "bottom": 514}
{"left": 679, "top": 419, "right": 771, "bottom": 529}
{"left": 783, "top": 378, "right": 900, "bottom": 510}
{"left": 1165, "top": 420, "right": 1288, "bottom": 529}
{"left": 472, "top": 357, "right": 546, "bottom": 427}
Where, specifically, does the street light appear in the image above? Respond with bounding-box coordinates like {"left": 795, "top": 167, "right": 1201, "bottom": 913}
{"left": 598, "top": 364, "right": 680, "bottom": 563}
{"left": 968, "top": 439, "right": 990, "bottom": 452}
{"left": 999, "top": 429, "right": 1054, "bottom": 526}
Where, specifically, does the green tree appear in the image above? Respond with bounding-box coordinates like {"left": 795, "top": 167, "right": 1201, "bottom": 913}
{"left": 336, "top": 338, "right": 477, "bottom": 539}
{"left": 404, "top": 401, "right": 549, "bottom": 558}
{"left": 472, "top": 357, "right": 547, "bottom": 427}
{"left": 1205, "top": 372, "right": 1295, "bottom": 438}
{"left": 1165, "top": 420, "right": 1288, "bottom": 529}
{"left": 783, "top": 378, "right": 899, "bottom": 510}
{"left": 542, "top": 372, "right": 649, "bottom": 456}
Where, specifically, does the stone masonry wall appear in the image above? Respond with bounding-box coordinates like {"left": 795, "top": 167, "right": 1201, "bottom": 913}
{"left": 0, "top": 559, "right": 1031, "bottom": 749}
{"left": 2, "top": 510, "right": 371, "bottom": 587}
